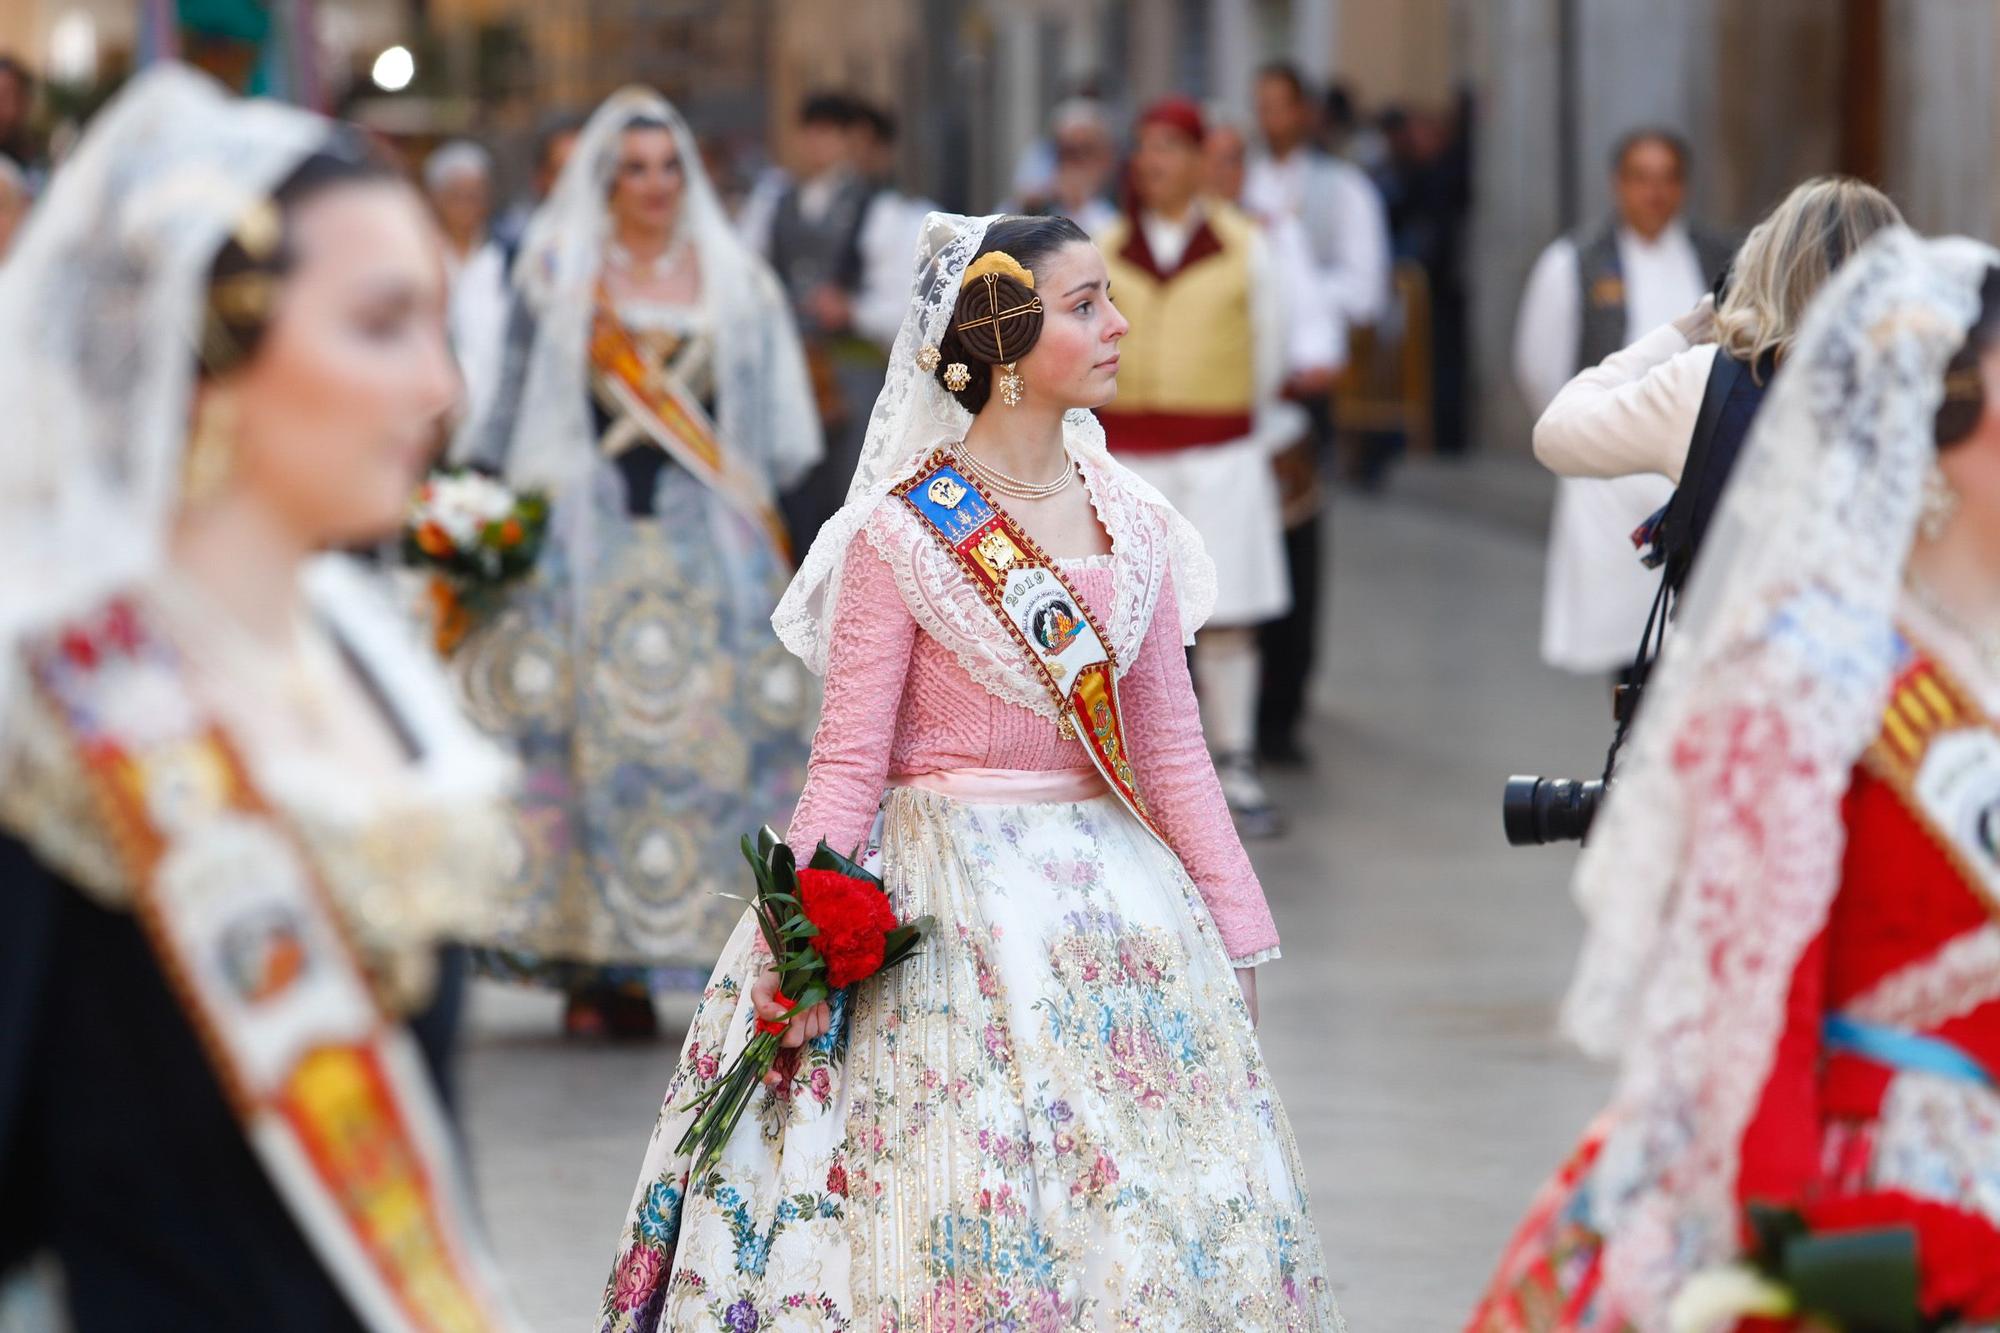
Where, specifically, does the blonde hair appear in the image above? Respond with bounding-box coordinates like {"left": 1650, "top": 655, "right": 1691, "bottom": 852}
{"left": 1714, "top": 175, "right": 1902, "bottom": 370}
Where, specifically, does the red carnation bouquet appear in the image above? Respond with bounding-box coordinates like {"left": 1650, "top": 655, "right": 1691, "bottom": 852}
{"left": 675, "top": 828, "right": 931, "bottom": 1178}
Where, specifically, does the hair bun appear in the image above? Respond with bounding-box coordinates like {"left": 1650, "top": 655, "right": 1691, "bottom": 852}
{"left": 950, "top": 270, "right": 1045, "bottom": 367}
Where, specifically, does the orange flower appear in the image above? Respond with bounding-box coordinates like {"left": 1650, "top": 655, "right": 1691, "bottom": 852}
{"left": 498, "top": 517, "right": 524, "bottom": 548}
{"left": 415, "top": 521, "right": 454, "bottom": 558}
{"left": 428, "top": 577, "right": 472, "bottom": 655}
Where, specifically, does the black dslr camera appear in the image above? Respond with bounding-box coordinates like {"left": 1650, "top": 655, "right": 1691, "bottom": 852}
{"left": 1501, "top": 674, "right": 1638, "bottom": 847}
{"left": 1502, "top": 776, "right": 1605, "bottom": 846}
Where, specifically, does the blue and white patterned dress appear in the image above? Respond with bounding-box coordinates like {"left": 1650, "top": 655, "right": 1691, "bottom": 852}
{"left": 456, "top": 300, "right": 816, "bottom": 992}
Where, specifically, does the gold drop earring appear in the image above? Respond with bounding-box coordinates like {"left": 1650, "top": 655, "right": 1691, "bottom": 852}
{"left": 183, "top": 391, "right": 238, "bottom": 506}
{"left": 998, "top": 363, "right": 1025, "bottom": 407}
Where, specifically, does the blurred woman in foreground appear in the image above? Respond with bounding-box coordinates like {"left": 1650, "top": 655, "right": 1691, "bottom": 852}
{"left": 1472, "top": 231, "right": 2000, "bottom": 1331}
{"left": 0, "top": 67, "right": 526, "bottom": 1331}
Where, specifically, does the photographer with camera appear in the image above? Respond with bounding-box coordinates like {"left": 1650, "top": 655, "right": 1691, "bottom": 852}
{"left": 1536, "top": 176, "right": 1900, "bottom": 518}
{"left": 1478, "top": 233, "right": 2000, "bottom": 1333}
{"left": 1506, "top": 177, "right": 1902, "bottom": 846}
{"left": 1516, "top": 130, "right": 1735, "bottom": 684}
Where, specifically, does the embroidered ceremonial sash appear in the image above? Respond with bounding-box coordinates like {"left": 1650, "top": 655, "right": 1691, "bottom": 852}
{"left": 588, "top": 283, "right": 792, "bottom": 563}
{"left": 29, "top": 598, "right": 525, "bottom": 1333}
{"left": 893, "top": 447, "right": 1170, "bottom": 849}
{"left": 1864, "top": 645, "right": 2000, "bottom": 921}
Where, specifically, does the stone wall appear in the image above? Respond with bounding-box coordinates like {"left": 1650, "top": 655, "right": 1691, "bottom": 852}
{"left": 1885, "top": 0, "right": 1999, "bottom": 239}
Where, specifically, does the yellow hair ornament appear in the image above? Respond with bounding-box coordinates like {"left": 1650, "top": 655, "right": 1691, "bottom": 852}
{"left": 960, "top": 251, "right": 1036, "bottom": 290}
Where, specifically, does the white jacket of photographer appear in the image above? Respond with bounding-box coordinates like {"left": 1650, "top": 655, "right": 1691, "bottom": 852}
{"left": 1533, "top": 307, "right": 1722, "bottom": 485}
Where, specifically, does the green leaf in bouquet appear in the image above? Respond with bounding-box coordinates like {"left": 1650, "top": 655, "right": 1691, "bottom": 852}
{"left": 807, "top": 839, "right": 878, "bottom": 883}
{"left": 769, "top": 841, "right": 798, "bottom": 893}
{"left": 1781, "top": 1226, "right": 1917, "bottom": 1333}
{"left": 721, "top": 874, "right": 782, "bottom": 959}
{"left": 881, "top": 915, "right": 936, "bottom": 969}
{"left": 745, "top": 842, "right": 776, "bottom": 901}
{"left": 1744, "top": 1204, "right": 1808, "bottom": 1277}
{"left": 755, "top": 825, "right": 782, "bottom": 862}
{"left": 777, "top": 950, "right": 825, "bottom": 994}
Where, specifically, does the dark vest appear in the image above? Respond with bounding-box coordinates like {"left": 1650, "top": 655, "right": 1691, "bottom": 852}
{"left": 767, "top": 173, "right": 879, "bottom": 326}
{"left": 1571, "top": 221, "right": 1737, "bottom": 370}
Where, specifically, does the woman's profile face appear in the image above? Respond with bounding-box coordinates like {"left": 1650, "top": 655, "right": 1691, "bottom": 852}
{"left": 609, "top": 126, "right": 685, "bottom": 239}
{"left": 197, "top": 180, "right": 458, "bottom": 547}
{"left": 1012, "top": 241, "right": 1128, "bottom": 412}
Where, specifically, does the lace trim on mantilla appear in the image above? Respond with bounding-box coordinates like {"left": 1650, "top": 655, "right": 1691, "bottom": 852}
{"left": 859, "top": 454, "right": 1170, "bottom": 721}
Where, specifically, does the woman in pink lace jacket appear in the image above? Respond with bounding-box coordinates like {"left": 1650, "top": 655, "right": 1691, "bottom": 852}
{"left": 598, "top": 213, "right": 1342, "bottom": 1332}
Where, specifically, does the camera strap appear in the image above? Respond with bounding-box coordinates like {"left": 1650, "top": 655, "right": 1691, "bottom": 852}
{"left": 1658, "top": 349, "right": 1750, "bottom": 596}
{"left": 1603, "top": 350, "right": 1758, "bottom": 784}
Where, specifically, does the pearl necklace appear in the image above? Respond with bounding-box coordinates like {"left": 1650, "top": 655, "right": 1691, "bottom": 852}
{"left": 609, "top": 234, "right": 691, "bottom": 278}
{"left": 952, "top": 441, "right": 1076, "bottom": 500}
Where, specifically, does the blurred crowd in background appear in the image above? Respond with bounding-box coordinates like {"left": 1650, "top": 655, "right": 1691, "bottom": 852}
{"left": 0, "top": 36, "right": 1472, "bottom": 487}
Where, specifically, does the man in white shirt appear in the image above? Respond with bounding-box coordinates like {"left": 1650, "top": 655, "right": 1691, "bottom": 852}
{"left": 1097, "top": 97, "right": 1302, "bottom": 836}
{"left": 423, "top": 141, "right": 510, "bottom": 429}
{"left": 1207, "top": 114, "right": 1344, "bottom": 768}
{"left": 1205, "top": 119, "right": 1344, "bottom": 380}
{"left": 1514, "top": 128, "right": 1734, "bottom": 677}
{"left": 739, "top": 93, "right": 913, "bottom": 545}
{"left": 1246, "top": 63, "right": 1393, "bottom": 339}
{"left": 1244, "top": 64, "right": 1389, "bottom": 766}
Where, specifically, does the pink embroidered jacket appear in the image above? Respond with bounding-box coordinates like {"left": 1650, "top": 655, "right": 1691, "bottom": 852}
{"left": 786, "top": 503, "right": 1281, "bottom": 966}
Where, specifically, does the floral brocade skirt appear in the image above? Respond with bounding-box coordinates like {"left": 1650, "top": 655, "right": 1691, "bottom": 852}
{"left": 598, "top": 780, "right": 1342, "bottom": 1331}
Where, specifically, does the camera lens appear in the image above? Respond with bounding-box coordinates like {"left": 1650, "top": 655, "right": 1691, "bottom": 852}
{"left": 1502, "top": 776, "right": 1605, "bottom": 846}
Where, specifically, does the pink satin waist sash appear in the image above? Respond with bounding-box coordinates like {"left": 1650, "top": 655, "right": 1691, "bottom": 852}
{"left": 889, "top": 767, "right": 1109, "bottom": 805}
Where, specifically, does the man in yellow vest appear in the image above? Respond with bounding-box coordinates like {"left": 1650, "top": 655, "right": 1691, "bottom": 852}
{"left": 1097, "top": 96, "right": 1298, "bottom": 837}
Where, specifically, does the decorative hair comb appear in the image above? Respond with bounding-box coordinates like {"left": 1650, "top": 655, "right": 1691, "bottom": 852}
{"left": 960, "top": 251, "right": 1036, "bottom": 290}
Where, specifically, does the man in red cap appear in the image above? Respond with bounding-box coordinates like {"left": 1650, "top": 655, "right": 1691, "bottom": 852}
{"left": 1096, "top": 96, "right": 1301, "bottom": 838}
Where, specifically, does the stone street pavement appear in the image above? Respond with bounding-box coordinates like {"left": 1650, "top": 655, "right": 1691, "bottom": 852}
{"left": 460, "top": 457, "right": 1618, "bottom": 1330}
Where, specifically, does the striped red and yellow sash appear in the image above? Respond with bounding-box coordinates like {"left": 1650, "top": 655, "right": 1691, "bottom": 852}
{"left": 893, "top": 448, "right": 1170, "bottom": 850}
{"left": 29, "top": 598, "right": 525, "bottom": 1333}
{"left": 1865, "top": 645, "right": 2000, "bottom": 922}
{"left": 588, "top": 284, "right": 792, "bottom": 563}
